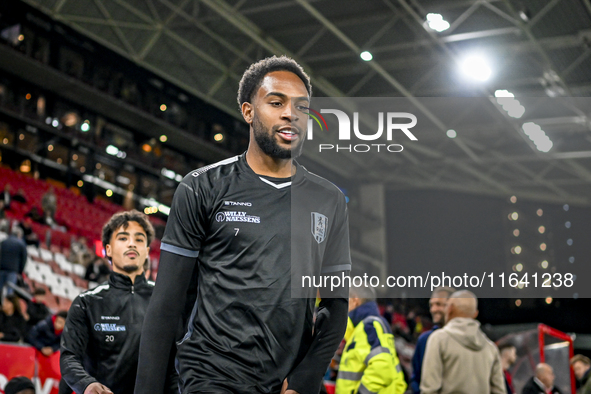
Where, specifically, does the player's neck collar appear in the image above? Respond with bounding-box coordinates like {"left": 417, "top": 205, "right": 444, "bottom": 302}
{"left": 240, "top": 152, "right": 306, "bottom": 187}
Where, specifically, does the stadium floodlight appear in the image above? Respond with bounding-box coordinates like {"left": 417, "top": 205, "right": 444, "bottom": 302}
{"left": 81, "top": 120, "right": 90, "bottom": 132}
{"left": 460, "top": 55, "right": 492, "bottom": 81}
{"left": 106, "top": 145, "right": 119, "bottom": 156}
{"left": 360, "top": 51, "right": 373, "bottom": 61}
{"left": 426, "top": 13, "right": 450, "bottom": 32}
{"left": 494, "top": 89, "right": 525, "bottom": 118}
{"left": 522, "top": 122, "right": 553, "bottom": 152}
{"left": 161, "top": 167, "right": 176, "bottom": 180}
{"left": 495, "top": 89, "right": 513, "bottom": 97}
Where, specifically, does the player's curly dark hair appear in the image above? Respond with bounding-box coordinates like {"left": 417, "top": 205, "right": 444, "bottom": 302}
{"left": 237, "top": 55, "right": 312, "bottom": 109}
{"left": 102, "top": 210, "right": 155, "bottom": 255}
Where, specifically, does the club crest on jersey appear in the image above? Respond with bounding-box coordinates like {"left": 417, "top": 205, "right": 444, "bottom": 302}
{"left": 311, "top": 212, "right": 328, "bottom": 244}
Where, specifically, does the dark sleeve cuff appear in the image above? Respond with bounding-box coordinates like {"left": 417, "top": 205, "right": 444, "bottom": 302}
{"left": 72, "top": 377, "right": 98, "bottom": 394}
{"left": 160, "top": 242, "right": 200, "bottom": 258}
{"left": 287, "top": 298, "right": 348, "bottom": 394}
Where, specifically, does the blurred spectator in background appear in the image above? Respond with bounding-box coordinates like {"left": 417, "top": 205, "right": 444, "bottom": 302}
{"left": 407, "top": 308, "right": 419, "bottom": 337}
{"left": 27, "top": 311, "right": 67, "bottom": 356}
{"left": 522, "top": 363, "right": 561, "bottom": 394}
{"left": 84, "top": 256, "right": 111, "bottom": 283}
{"left": 25, "top": 206, "right": 45, "bottom": 225}
{"left": 12, "top": 188, "right": 28, "bottom": 204}
{"left": 0, "top": 226, "right": 27, "bottom": 298}
{"left": 26, "top": 288, "right": 51, "bottom": 329}
{"left": 336, "top": 286, "right": 407, "bottom": 394}
{"left": 0, "top": 295, "right": 27, "bottom": 342}
{"left": 81, "top": 251, "right": 94, "bottom": 268}
{"left": 70, "top": 236, "right": 90, "bottom": 265}
{"left": 499, "top": 343, "right": 517, "bottom": 394}
{"left": 41, "top": 187, "right": 57, "bottom": 221}
{"left": 0, "top": 216, "right": 8, "bottom": 235}
{"left": 392, "top": 303, "right": 411, "bottom": 342}
{"left": 381, "top": 303, "right": 394, "bottom": 324}
{"left": 571, "top": 355, "right": 591, "bottom": 394}
{"left": 4, "top": 376, "right": 35, "bottom": 394}
{"left": 0, "top": 200, "right": 6, "bottom": 220}
{"left": 0, "top": 184, "right": 11, "bottom": 220}
{"left": 19, "top": 218, "right": 41, "bottom": 247}
{"left": 410, "top": 286, "right": 455, "bottom": 394}
{"left": 420, "top": 290, "right": 505, "bottom": 394}
{"left": 2, "top": 184, "right": 12, "bottom": 210}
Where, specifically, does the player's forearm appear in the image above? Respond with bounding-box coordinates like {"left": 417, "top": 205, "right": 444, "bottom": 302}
{"left": 60, "top": 351, "right": 98, "bottom": 394}
{"left": 135, "top": 251, "right": 195, "bottom": 394}
{"left": 287, "top": 297, "right": 348, "bottom": 394}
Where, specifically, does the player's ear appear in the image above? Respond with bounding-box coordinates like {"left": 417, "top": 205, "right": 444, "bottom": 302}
{"left": 105, "top": 244, "right": 112, "bottom": 258}
{"left": 241, "top": 102, "right": 254, "bottom": 124}
{"left": 445, "top": 301, "right": 453, "bottom": 314}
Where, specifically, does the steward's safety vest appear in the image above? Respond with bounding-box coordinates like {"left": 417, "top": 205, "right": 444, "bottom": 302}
{"left": 336, "top": 315, "right": 406, "bottom": 394}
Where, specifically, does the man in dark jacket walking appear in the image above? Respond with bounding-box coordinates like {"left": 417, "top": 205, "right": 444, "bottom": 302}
{"left": 0, "top": 227, "right": 27, "bottom": 299}
{"left": 27, "top": 311, "right": 67, "bottom": 356}
{"left": 571, "top": 355, "right": 591, "bottom": 394}
{"left": 522, "top": 363, "right": 562, "bottom": 394}
{"left": 60, "top": 210, "right": 156, "bottom": 394}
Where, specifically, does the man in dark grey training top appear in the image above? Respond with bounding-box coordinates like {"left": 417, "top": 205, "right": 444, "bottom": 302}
{"left": 61, "top": 210, "right": 156, "bottom": 394}
{"left": 135, "top": 56, "right": 351, "bottom": 394}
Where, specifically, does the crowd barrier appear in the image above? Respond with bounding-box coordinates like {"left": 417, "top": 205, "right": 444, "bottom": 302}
{"left": 0, "top": 343, "right": 62, "bottom": 394}
{"left": 0, "top": 342, "right": 337, "bottom": 394}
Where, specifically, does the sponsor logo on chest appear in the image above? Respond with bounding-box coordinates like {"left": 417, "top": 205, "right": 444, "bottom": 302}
{"left": 94, "top": 323, "right": 126, "bottom": 332}
{"left": 216, "top": 211, "right": 261, "bottom": 223}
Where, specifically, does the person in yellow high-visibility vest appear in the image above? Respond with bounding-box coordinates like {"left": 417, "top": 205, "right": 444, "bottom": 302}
{"left": 336, "top": 287, "right": 407, "bottom": 394}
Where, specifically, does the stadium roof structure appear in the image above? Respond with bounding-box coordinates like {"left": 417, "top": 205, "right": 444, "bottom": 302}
{"left": 21, "top": 0, "right": 591, "bottom": 206}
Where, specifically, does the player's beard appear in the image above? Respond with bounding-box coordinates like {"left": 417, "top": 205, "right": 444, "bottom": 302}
{"left": 119, "top": 263, "right": 140, "bottom": 273}
{"left": 432, "top": 312, "right": 444, "bottom": 325}
{"left": 252, "top": 112, "right": 304, "bottom": 160}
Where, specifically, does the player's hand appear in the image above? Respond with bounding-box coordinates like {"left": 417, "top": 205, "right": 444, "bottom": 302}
{"left": 279, "top": 379, "right": 300, "bottom": 394}
{"left": 41, "top": 346, "right": 53, "bottom": 356}
{"left": 0, "top": 332, "right": 4, "bottom": 339}
{"left": 84, "top": 382, "right": 113, "bottom": 394}
{"left": 280, "top": 379, "right": 288, "bottom": 394}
